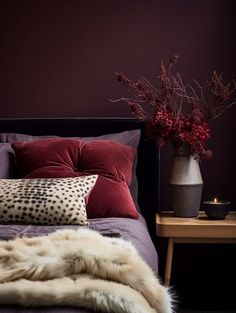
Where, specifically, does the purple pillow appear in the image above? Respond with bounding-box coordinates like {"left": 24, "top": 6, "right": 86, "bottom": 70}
{"left": 0, "top": 130, "right": 141, "bottom": 210}
{"left": 0, "top": 143, "right": 15, "bottom": 178}
{"left": 0, "top": 133, "right": 57, "bottom": 142}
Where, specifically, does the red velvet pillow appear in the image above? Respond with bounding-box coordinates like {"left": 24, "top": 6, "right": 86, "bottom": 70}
{"left": 12, "top": 138, "right": 83, "bottom": 178}
{"left": 12, "top": 138, "right": 139, "bottom": 219}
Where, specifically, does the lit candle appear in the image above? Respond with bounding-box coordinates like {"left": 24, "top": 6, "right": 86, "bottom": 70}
{"left": 202, "top": 198, "right": 231, "bottom": 219}
{"left": 210, "top": 198, "right": 222, "bottom": 204}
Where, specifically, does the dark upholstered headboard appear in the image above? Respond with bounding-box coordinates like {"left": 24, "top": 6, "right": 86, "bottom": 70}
{"left": 0, "top": 117, "right": 160, "bottom": 237}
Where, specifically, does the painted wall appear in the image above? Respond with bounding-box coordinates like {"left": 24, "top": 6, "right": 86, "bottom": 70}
{"left": 1, "top": 0, "right": 236, "bottom": 210}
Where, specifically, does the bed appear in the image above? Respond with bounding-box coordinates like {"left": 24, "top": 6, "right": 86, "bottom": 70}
{"left": 0, "top": 117, "right": 161, "bottom": 313}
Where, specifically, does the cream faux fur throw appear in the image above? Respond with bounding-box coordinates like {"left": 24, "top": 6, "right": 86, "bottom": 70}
{"left": 0, "top": 229, "right": 172, "bottom": 313}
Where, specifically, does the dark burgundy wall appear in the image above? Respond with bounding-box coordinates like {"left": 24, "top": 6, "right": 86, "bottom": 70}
{"left": 1, "top": 0, "right": 236, "bottom": 208}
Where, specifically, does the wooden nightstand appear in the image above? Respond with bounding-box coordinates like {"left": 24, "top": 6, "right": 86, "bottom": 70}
{"left": 156, "top": 211, "right": 236, "bottom": 286}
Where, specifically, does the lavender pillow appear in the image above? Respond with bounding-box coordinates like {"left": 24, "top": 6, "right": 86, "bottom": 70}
{"left": 0, "top": 143, "right": 15, "bottom": 178}
{"left": 0, "top": 134, "right": 57, "bottom": 142}
{"left": 0, "top": 130, "right": 141, "bottom": 210}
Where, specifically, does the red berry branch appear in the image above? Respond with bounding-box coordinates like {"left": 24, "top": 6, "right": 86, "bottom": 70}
{"left": 111, "top": 55, "right": 236, "bottom": 160}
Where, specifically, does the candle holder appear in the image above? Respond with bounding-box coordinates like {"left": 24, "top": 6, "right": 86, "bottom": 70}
{"left": 202, "top": 200, "right": 231, "bottom": 220}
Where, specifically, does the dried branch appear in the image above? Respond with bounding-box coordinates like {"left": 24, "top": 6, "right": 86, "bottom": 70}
{"left": 112, "top": 55, "right": 236, "bottom": 160}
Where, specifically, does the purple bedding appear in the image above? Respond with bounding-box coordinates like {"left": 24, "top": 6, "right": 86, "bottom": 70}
{"left": 0, "top": 215, "right": 158, "bottom": 313}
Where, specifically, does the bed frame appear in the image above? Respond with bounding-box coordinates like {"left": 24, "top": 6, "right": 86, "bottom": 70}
{"left": 0, "top": 117, "right": 160, "bottom": 238}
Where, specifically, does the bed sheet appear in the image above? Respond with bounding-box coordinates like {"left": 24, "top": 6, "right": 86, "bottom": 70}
{"left": 0, "top": 215, "right": 158, "bottom": 313}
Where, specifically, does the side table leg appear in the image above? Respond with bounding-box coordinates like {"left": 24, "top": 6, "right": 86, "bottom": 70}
{"left": 165, "top": 237, "right": 174, "bottom": 286}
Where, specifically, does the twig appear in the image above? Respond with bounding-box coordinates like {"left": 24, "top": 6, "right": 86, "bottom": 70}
{"left": 109, "top": 97, "right": 146, "bottom": 103}
{"left": 210, "top": 101, "right": 236, "bottom": 120}
{"left": 186, "top": 84, "right": 199, "bottom": 101}
{"left": 193, "top": 79, "right": 206, "bottom": 104}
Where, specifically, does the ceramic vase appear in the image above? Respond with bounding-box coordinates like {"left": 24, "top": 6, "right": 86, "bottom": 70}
{"left": 170, "top": 146, "right": 203, "bottom": 217}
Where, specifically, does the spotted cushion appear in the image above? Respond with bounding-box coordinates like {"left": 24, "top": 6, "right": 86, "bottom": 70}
{"left": 0, "top": 175, "right": 97, "bottom": 225}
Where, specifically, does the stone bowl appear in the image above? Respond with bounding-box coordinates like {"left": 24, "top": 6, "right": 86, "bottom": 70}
{"left": 202, "top": 201, "right": 231, "bottom": 220}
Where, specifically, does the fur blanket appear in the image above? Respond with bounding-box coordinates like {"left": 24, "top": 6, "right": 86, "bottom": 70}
{"left": 0, "top": 229, "right": 172, "bottom": 313}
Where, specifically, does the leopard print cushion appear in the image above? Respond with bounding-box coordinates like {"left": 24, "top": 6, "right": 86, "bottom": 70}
{"left": 0, "top": 175, "right": 98, "bottom": 225}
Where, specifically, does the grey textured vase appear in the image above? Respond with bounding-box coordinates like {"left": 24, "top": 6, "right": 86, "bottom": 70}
{"left": 170, "top": 149, "right": 203, "bottom": 217}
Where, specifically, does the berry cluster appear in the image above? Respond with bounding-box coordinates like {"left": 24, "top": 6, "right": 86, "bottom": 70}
{"left": 114, "top": 55, "right": 236, "bottom": 160}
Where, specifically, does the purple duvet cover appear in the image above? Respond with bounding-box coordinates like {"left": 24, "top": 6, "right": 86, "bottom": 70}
{"left": 0, "top": 215, "right": 158, "bottom": 313}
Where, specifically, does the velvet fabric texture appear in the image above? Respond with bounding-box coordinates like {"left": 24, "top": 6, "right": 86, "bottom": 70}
{"left": 12, "top": 139, "right": 139, "bottom": 219}
{"left": 12, "top": 139, "right": 82, "bottom": 178}
{"left": 0, "top": 130, "right": 140, "bottom": 211}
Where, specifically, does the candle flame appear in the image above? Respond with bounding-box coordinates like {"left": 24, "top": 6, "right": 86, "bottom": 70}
{"left": 214, "top": 198, "right": 218, "bottom": 203}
